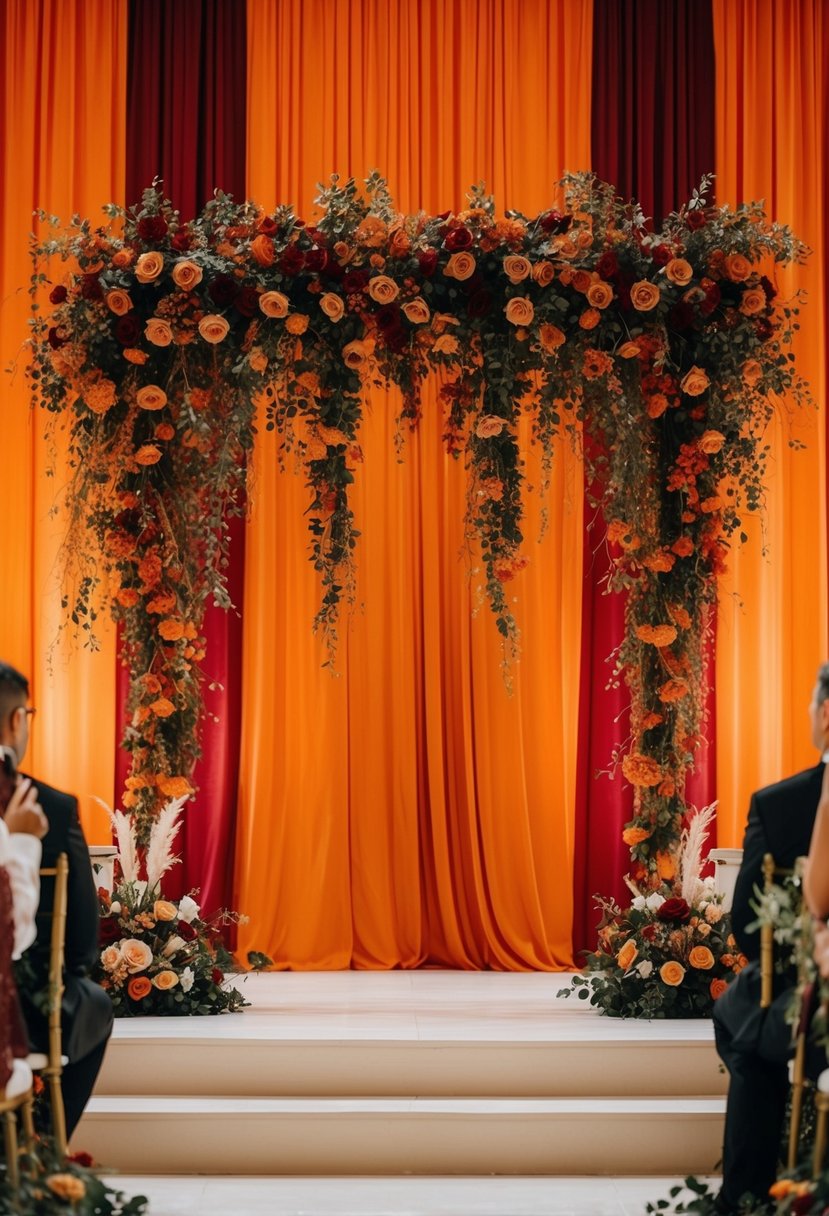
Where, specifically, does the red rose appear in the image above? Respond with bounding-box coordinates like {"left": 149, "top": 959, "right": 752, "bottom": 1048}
{"left": 699, "top": 282, "right": 721, "bottom": 316}
{"left": 657, "top": 898, "right": 691, "bottom": 923}
{"left": 49, "top": 285, "right": 68, "bottom": 304}
{"left": 211, "top": 968, "right": 224, "bottom": 985}
{"left": 47, "top": 326, "right": 67, "bottom": 350}
{"left": 99, "top": 917, "right": 121, "bottom": 945}
{"left": 280, "top": 245, "right": 306, "bottom": 276}
{"left": 67, "top": 1151, "right": 94, "bottom": 1168}
{"left": 596, "top": 251, "right": 619, "bottom": 279}
{"left": 791, "top": 1196, "right": 815, "bottom": 1216}
{"left": 305, "top": 248, "right": 328, "bottom": 273}
{"left": 137, "top": 215, "right": 169, "bottom": 243}
{"left": 234, "top": 287, "right": 259, "bottom": 317}
{"left": 466, "top": 288, "right": 494, "bottom": 318}
{"left": 444, "top": 226, "right": 473, "bottom": 251}
{"left": 539, "top": 210, "right": 571, "bottom": 234}
{"left": 754, "top": 317, "right": 773, "bottom": 340}
{"left": 685, "top": 210, "right": 707, "bottom": 230}
{"left": 81, "top": 274, "right": 104, "bottom": 301}
{"left": 375, "top": 304, "right": 403, "bottom": 335}
{"left": 258, "top": 215, "right": 278, "bottom": 235}
{"left": 651, "top": 244, "right": 672, "bottom": 267}
{"left": 640, "top": 923, "right": 658, "bottom": 941}
{"left": 760, "top": 275, "right": 777, "bottom": 302}
{"left": 114, "top": 314, "right": 142, "bottom": 345}
{"left": 209, "top": 275, "right": 240, "bottom": 307}
{"left": 171, "top": 228, "right": 193, "bottom": 252}
{"left": 668, "top": 302, "right": 695, "bottom": 331}
{"left": 176, "top": 920, "right": 198, "bottom": 942}
{"left": 417, "top": 249, "right": 438, "bottom": 277}
{"left": 343, "top": 269, "right": 371, "bottom": 294}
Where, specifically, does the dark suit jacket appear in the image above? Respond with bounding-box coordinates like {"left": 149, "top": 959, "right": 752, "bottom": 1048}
{"left": 18, "top": 778, "right": 113, "bottom": 1062}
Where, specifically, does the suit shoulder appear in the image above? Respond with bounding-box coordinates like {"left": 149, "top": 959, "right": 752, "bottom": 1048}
{"left": 754, "top": 765, "right": 823, "bottom": 814}
{"left": 27, "top": 777, "right": 78, "bottom": 821}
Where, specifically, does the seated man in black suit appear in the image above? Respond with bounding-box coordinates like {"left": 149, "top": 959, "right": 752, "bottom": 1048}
{"left": 712, "top": 662, "right": 829, "bottom": 1213}
{"left": 0, "top": 660, "right": 113, "bottom": 1140}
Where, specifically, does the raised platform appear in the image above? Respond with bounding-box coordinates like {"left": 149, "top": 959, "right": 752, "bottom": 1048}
{"left": 76, "top": 972, "right": 727, "bottom": 1177}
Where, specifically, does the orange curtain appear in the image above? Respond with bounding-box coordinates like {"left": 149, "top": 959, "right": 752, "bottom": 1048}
{"left": 236, "top": 0, "right": 593, "bottom": 968}
{"left": 713, "top": 0, "right": 828, "bottom": 845}
{"left": 0, "top": 0, "right": 126, "bottom": 840}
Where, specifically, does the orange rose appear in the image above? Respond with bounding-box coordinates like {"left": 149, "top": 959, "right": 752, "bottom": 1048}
{"left": 112, "top": 248, "right": 135, "bottom": 269}
{"left": 646, "top": 393, "right": 669, "bottom": 419}
{"left": 587, "top": 281, "right": 613, "bottom": 309}
{"left": 659, "top": 961, "right": 686, "bottom": 987}
{"left": 432, "top": 334, "right": 460, "bottom": 355}
{"left": 153, "top": 969, "right": 180, "bottom": 990}
{"left": 401, "top": 298, "right": 430, "bottom": 325}
{"left": 532, "top": 260, "right": 554, "bottom": 287}
{"left": 476, "top": 415, "right": 505, "bottom": 439}
{"left": 388, "top": 227, "right": 411, "bottom": 257}
{"left": 153, "top": 901, "right": 177, "bottom": 922}
{"left": 123, "top": 348, "right": 149, "bottom": 364}
{"left": 150, "top": 697, "right": 176, "bottom": 718}
{"left": 739, "top": 287, "right": 766, "bottom": 316}
{"left": 539, "top": 324, "right": 565, "bottom": 353}
{"left": 135, "top": 251, "right": 164, "bottom": 283}
{"left": 742, "top": 358, "right": 763, "bottom": 387}
{"left": 642, "top": 551, "right": 675, "bottom": 573}
{"left": 135, "top": 444, "right": 162, "bottom": 466}
{"left": 630, "top": 280, "right": 661, "bottom": 311}
{"left": 621, "top": 752, "right": 662, "bottom": 788}
{"left": 689, "top": 946, "right": 715, "bottom": 970}
{"left": 158, "top": 618, "right": 185, "bottom": 641}
{"left": 171, "top": 260, "right": 203, "bottom": 290}
{"left": 443, "top": 252, "right": 476, "bottom": 280}
{"left": 320, "top": 293, "right": 345, "bottom": 322}
{"left": 145, "top": 318, "right": 173, "bottom": 347}
{"left": 698, "top": 429, "right": 725, "bottom": 454}
{"left": 285, "top": 313, "right": 309, "bottom": 335}
{"left": 571, "top": 270, "right": 592, "bottom": 294}
{"left": 106, "top": 289, "right": 132, "bottom": 315}
{"left": 579, "top": 308, "right": 601, "bottom": 330}
{"left": 665, "top": 258, "right": 693, "bottom": 286}
{"left": 616, "top": 939, "right": 638, "bottom": 971}
{"left": 367, "top": 275, "right": 400, "bottom": 304}
{"left": 250, "top": 235, "right": 275, "bottom": 266}
{"left": 680, "top": 366, "right": 710, "bottom": 396}
{"left": 617, "top": 341, "right": 640, "bottom": 359}
{"left": 622, "top": 826, "right": 651, "bottom": 846}
{"left": 725, "top": 252, "right": 752, "bottom": 282}
{"left": 342, "top": 340, "right": 370, "bottom": 369}
{"left": 128, "top": 976, "right": 152, "bottom": 1000}
{"left": 503, "top": 255, "right": 532, "bottom": 284}
{"left": 259, "top": 291, "right": 289, "bottom": 318}
{"left": 505, "top": 297, "right": 534, "bottom": 326}
{"left": 46, "top": 1174, "right": 86, "bottom": 1203}
{"left": 333, "top": 241, "right": 354, "bottom": 265}
{"left": 116, "top": 588, "right": 139, "bottom": 608}
{"left": 137, "top": 385, "right": 168, "bottom": 411}
{"left": 635, "top": 624, "right": 678, "bottom": 647}
{"left": 198, "top": 314, "right": 230, "bottom": 344}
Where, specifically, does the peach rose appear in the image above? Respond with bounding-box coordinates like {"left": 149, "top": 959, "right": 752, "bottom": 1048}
{"left": 665, "top": 258, "right": 693, "bottom": 286}
{"left": 47, "top": 1175, "right": 86, "bottom": 1203}
{"left": 259, "top": 291, "right": 289, "bottom": 318}
{"left": 698, "top": 429, "right": 725, "bottom": 454}
{"left": 646, "top": 393, "right": 669, "bottom": 419}
{"left": 532, "top": 260, "right": 555, "bottom": 287}
{"left": 136, "top": 384, "right": 168, "bottom": 411}
{"left": 367, "top": 275, "right": 400, "bottom": 304}
{"left": 121, "top": 938, "right": 153, "bottom": 973}
{"left": 622, "top": 826, "right": 651, "bottom": 846}
{"left": 587, "top": 281, "right": 613, "bottom": 309}
{"left": 320, "top": 293, "right": 345, "bottom": 322}
{"left": 475, "top": 415, "right": 505, "bottom": 439}
{"left": 630, "top": 280, "right": 661, "bottom": 311}
{"left": 106, "top": 289, "right": 132, "bottom": 315}
{"left": 128, "top": 975, "right": 152, "bottom": 1000}
{"left": 145, "top": 318, "right": 173, "bottom": 347}
{"left": 443, "top": 252, "right": 476, "bottom": 280}
{"left": 285, "top": 313, "right": 309, "bottom": 335}
{"left": 689, "top": 945, "right": 715, "bottom": 970}
{"left": 134, "top": 444, "right": 162, "bottom": 466}
{"left": 705, "top": 904, "right": 724, "bottom": 924}
{"left": 432, "top": 334, "right": 460, "bottom": 355}
{"left": 616, "top": 939, "right": 638, "bottom": 971}
{"left": 101, "top": 945, "right": 123, "bottom": 971}
{"left": 539, "top": 324, "right": 565, "bottom": 353}
{"left": 725, "top": 252, "right": 752, "bottom": 282}
{"left": 742, "top": 358, "right": 763, "bottom": 387}
{"left": 153, "top": 969, "right": 180, "bottom": 990}
{"left": 503, "top": 255, "right": 532, "bottom": 284}
{"left": 198, "top": 314, "right": 230, "bottom": 344}
{"left": 342, "top": 340, "right": 371, "bottom": 369}
{"left": 504, "top": 297, "right": 534, "bottom": 326}
{"left": 250, "top": 235, "right": 275, "bottom": 266}
{"left": 135, "top": 251, "right": 164, "bottom": 283}
{"left": 153, "top": 900, "right": 177, "bottom": 922}
{"left": 680, "top": 366, "right": 710, "bottom": 396}
{"left": 739, "top": 288, "right": 766, "bottom": 316}
{"left": 402, "top": 298, "right": 430, "bottom": 325}
{"left": 660, "top": 961, "right": 686, "bottom": 986}
{"left": 171, "top": 260, "right": 203, "bottom": 290}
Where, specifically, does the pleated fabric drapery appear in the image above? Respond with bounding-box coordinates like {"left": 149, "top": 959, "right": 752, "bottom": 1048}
{"left": 235, "top": 0, "right": 594, "bottom": 969}
{"left": 713, "top": 0, "right": 828, "bottom": 845}
{"left": 0, "top": 0, "right": 126, "bottom": 841}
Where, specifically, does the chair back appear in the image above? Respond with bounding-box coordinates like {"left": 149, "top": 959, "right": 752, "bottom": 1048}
{"left": 37, "top": 853, "right": 68, "bottom": 1154}
{"left": 760, "top": 852, "right": 798, "bottom": 1008}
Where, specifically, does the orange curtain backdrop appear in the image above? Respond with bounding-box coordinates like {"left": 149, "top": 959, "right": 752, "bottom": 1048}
{"left": 0, "top": 0, "right": 125, "bottom": 839}
{"left": 713, "top": 0, "right": 828, "bottom": 845}
{"left": 236, "top": 0, "right": 593, "bottom": 969}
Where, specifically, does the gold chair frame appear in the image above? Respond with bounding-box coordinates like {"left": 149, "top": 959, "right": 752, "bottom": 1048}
{"left": 28, "top": 853, "right": 69, "bottom": 1157}
{"left": 0, "top": 1067, "right": 35, "bottom": 1186}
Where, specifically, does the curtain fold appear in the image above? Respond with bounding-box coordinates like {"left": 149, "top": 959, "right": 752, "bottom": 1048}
{"left": 236, "top": 0, "right": 593, "bottom": 969}
{"left": 122, "top": 0, "right": 248, "bottom": 912}
{"left": 0, "top": 0, "right": 126, "bottom": 841}
{"left": 713, "top": 0, "right": 828, "bottom": 845}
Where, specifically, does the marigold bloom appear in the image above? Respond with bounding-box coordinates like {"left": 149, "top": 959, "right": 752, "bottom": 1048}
{"left": 635, "top": 624, "right": 678, "bottom": 647}
{"left": 621, "top": 752, "right": 662, "bottom": 787}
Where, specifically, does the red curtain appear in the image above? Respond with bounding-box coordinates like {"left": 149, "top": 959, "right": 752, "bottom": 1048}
{"left": 573, "top": 0, "right": 716, "bottom": 950}
{"left": 120, "top": 0, "right": 247, "bottom": 911}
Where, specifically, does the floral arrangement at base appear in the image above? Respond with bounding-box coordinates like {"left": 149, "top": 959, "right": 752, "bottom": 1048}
{"left": 646, "top": 1172, "right": 829, "bottom": 1215}
{"left": 559, "top": 804, "right": 745, "bottom": 1017}
{"left": 0, "top": 1140, "right": 147, "bottom": 1216}
{"left": 94, "top": 800, "right": 261, "bottom": 1016}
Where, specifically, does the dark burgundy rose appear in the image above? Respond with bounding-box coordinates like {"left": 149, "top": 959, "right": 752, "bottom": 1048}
{"left": 343, "top": 268, "right": 371, "bottom": 294}
{"left": 305, "top": 248, "right": 328, "bottom": 273}
{"left": 375, "top": 303, "right": 403, "bottom": 335}
{"left": 209, "top": 275, "right": 240, "bottom": 307}
{"left": 211, "top": 968, "right": 224, "bottom": 986}
{"left": 685, "top": 209, "right": 707, "bottom": 231}
{"left": 760, "top": 275, "right": 777, "bottom": 302}
{"left": 176, "top": 920, "right": 199, "bottom": 942}
{"left": 114, "top": 314, "right": 142, "bottom": 345}
{"left": 640, "top": 923, "right": 658, "bottom": 941}
{"left": 656, "top": 897, "right": 691, "bottom": 923}
{"left": 67, "top": 1151, "right": 94, "bottom": 1168}
{"left": 99, "top": 917, "right": 121, "bottom": 945}
{"left": 81, "top": 274, "right": 104, "bottom": 301}
{"left": 280, "top": 244, "right": 306, "bottom": 275}
{"left": 651, "top": 244, "right": 672, "bottom": 267}
{"left": 234, "top": 286, "right": 260, "bottom": 317}
{"left": 304, "top": 226, "right": 328, "bottom": 247}
{"left": 49, "top": 284, "right": 68, "bottom": 305}
{"left": 417, "top": 249, "right": 438, "bottom": 277}
{"left": 668, "top": 302, "right": 695, "bottom": 331}
{"left": 258, "top": 215, "right": 278, "bottom": 236}
{"left": 615, "top": 270, "right": 635, "bottom": 311}
{"left": 137, "top": 215, "right": 168, "bottom": 243}
{"left": 467, "top": 288, "right": 494, "bottom": 319}
{"left": 596, "top": 251, "right": 618, "bottom": 279}
{"left": 790, "top": 1197, "right": 815, "bottom": 1216}
{"left": 171, "top": 228, "right": 193, "bottom": 252}
{"left": 444, "top": 226, "right": 473, "bottom": 251}
{"left": 539, "top": 210, "right": 571, "bottom": 234}
{"left": 754, "top": 316, "right": 773, "bottom": 340}
{"left": 322, "top": 259, "right": 344, "bottom": 283}
{"left": 435, "top": 210, "right": 451, "bottom": 222}
{"left": 47, "top": 326, "right": 68, "bottom": 350}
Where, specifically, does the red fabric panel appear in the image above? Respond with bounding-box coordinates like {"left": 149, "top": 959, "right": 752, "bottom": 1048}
{"left": 574, "top": 0, "right": 716, "bottom": 951}
{"left": 120, "top": 0, "right": 247, "bottom": 913}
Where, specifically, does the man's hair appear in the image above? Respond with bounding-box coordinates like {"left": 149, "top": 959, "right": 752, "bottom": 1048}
{"left": 0, "top": 661, "right": 29, "bottom": 724}
{"left": 817, "top": 663, "right": 829, "bottom": 706}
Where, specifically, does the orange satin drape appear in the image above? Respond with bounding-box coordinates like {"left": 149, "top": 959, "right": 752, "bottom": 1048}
{"left": 235, "top": 0, "right": 593, "bottom": 969}
{"left": 713, "top": 0, "right": 828, "bottom": 846}
{"left": 0, "top": 0, "right": 126, "bottom": 839}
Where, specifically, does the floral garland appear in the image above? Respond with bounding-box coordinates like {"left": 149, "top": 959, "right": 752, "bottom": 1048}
{"left": 25, "top": 173, "right": 809, "bottom": 852}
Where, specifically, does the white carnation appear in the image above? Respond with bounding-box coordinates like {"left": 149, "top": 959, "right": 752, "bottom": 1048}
{"left": 637, "top": 960, "right": 654, "bottom": 978}
{"left": 180, "top": 966, "right": 195, "bottom": 993}
{"left": 646, "top": 892, "right": 666, "bottom": 911}
{"left": 177, "top": 895, "right": 200, "bottom": 924}
{"left": 631, "top": 896, "right": 647, "bottom": 911}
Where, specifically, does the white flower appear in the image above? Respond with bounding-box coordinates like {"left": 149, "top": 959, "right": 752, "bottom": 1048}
{"left": 703, "top": 876, "right": 716, "bottom": 889}
{"left": 177, "top": 895, "right": 200, "bottom": 924}
{"left": 636, "top": 960, "right": 654, "bottom": 978}
{"left": 162, "top": 935, "right": 186, "bottom": 958}
{"left": 180, "top": 966, "right": 195, "bottom": 993}
{"left": 631, "top": 896, "right": 646, "bottom": 911}
{"left": 109, "top": 901, "right": 121, "bottom": 915}
{"left": 646, "top": 892, "right": 666, "bottom": 911}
